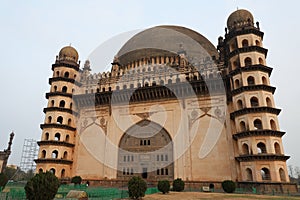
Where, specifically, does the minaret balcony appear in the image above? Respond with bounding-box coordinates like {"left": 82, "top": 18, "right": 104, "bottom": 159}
{"left": 233, "top": 130, "right": 285, "bottom": 140}
{"left": 46, "top": 92, "right": 73, "bottom": 99}
{"left": 229, "top": 46, "right": 268, "bottom": 59}
{"left": 229, "top": 64, "right": 273, "bottom": 77}
{"left": 40, "top": 123, "right": 76, "bottom": 131}
{"left": 43, "top": 107, "right": 77, "bottom": 115}
{"left": 230, "top": 107, "right": 281, "bottom": 119}
{"left": 49, "top": 77, "right": 82, "bottom": 86}
{"left": 37, "top": 140, "right": 75, "bottom": 148}
{"left": 231, "top": 85, "right": 276, "bottom": 96}
{"left": 35, "top": 158, "right": 73, "bottom": 165}
{"left": 236, "top": 154, "right": 290, "bottom": 162}
{"left": 52, "top": 62, "right": 79, "bottom": 71}
{"left": 225, "top": 28, "right": 264, "bottom": 41}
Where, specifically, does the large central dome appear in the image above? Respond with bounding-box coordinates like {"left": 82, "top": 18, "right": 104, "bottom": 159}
{"left": 117, "top": 25, "right": 218, "bottom": 65}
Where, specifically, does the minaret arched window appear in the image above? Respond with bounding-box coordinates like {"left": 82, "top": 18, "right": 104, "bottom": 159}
{"left": 52, "top": 150, "right": 58, "bottom": 159}
{"left": 57, "top": 116, "right": 63, "bottom": 124}
{"left": 261, "top": 168, "right": 271, "bottom": 180}
{"left": 50, "top": 168, "right": 56, "bottom": 175}
{"left": 65, "top": 134, "right": 70, "bottom": 142}
{"left": 44, "top": 132, "right": 49, "bottom": 140}
{"left": 62, "top": 86, "right": 67, "bottom": 93}
{"left": 70, "top": 103, "right": 73, "bottom": 110}
{"left": 39, "top": 168, "right": 43, "bottom": 173}
{"left": 63, "top": 151, "right": 68, "bottom": 159}
{"left": 47, "top": 116, "right": 52, "bottom": 123}
{"left": 255, "top": 40, "right": 261, "bottom": 46}
{"left": 279, "top": 168, "right": 286, "bottom": 182}
{"left": 246, "top": 168, "right": 253, "bottom": 181}
{"left": 64, "top": 72, "right": 69, "bottom": 78}
{"left": 41, "top": 150, "right": 46, "bottom": 158}
{"left": 259, "top": 57, "right": 264, "bottom": 65}
{"left": 244, "top": 57, "right": 252, "bottom": 66}
{"left": 257, "top": 142, "right": 267, "bottom": 154}
{"left": 266, "top": 97, "right": 272, "bottom": 107}
{"left": 247, "top": 76, "right": 255, "bottom": 85}
{"left": 242, "top": 143, "right": 249, "bottom": 155}
{"left": 240, "top": 121, "right": 246, "bottom": 132}
{"left": 237, "top": 100, "right": 243, "bottom": 110}
{"left": 54, "top": 133, "right": 60, "bottom": 141}
{"left": 254, "top": 119, "right": 263, "bottom": 130}
{"left": 56, "top": 71, "right": 59, "bottom": 77}
{"left": 61, "top": 169, "right": 66, "bottom": 178}
{"left": 51, "top": 100, "right": 54, "bottom": 107}
{"left": 234, "top": 79, "right": 240, "bottom": 89}
{"left": 54, "top": 86, "right": 57, "bottom": 92}
{"left": 274, "top": 142, "right": 281, "bottom": 154}
{"left": 68, "top": 119, "right": 72, "bottom": 126}
{"left": 242, "top": 39, "right": 249, "bottom": 47}
{"left": 250, "top": 97, "right": 259, "bottom": 107}
{"left": 270, "top": 119, "right": 277, "bottom": 130}
{"left": 59, "top": 100, "right": 65, "bottom": 108}
{"left": 144, "top": 82, "right": 149, "bottom": 87}
{"left": 262, "top": 76, "right": 268, "bottom": 85}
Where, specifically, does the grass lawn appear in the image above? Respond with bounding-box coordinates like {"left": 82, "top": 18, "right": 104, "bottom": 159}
{"left": 143, "top": 191, "right": 300, "bottom": 200}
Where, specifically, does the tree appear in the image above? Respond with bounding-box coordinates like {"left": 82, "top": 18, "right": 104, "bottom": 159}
{"left": 158, "top": 180, "right": 170, "bottom": 194}
{"left": 0, "top": 173, "right": 8, "bottom": 189}
{"left": 71, "top": 176, "right": 82, "bottom": 185}
{"left": 25, "top": 171, "right": 60, "bottom": 200}
{"left": 222, "top": 180, "right": 236, "bottom": 193}
{"left": 172, "top": 178, "right": 185, "bottom": 192}
{"left": 128, "top": 176, "right": 147, "bottom": 199}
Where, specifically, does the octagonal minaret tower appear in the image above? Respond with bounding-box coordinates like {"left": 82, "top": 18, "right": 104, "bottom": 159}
{"left": 221, "top": 9, "right": 290, "bottom": 183}
{"left": 35, "top": 46, "right": 80, "bottom": 179}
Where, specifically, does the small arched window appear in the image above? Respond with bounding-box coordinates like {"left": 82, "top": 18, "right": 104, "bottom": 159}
{"left": 45, "top": 132, "right": 49, "bottom": 140}
{"left": 246, "top": 168, "right": 253, "bottom": 181}
{"left": 255, "top": 40, "right": 260, "bottom": 46}
{"left": 244, "top": 57, "right": 252, "bottom": 66}
{"left": 274, "top": 142, "right": 281, "bottom": 154}
{"left": 247, "top": 76, "right": 255, "bottom": 85}
{"left": 270, "top": 119, "right": 277, "bottom": 130}
{"left": 57, "top": 116, "right": 63, "bottom": 124}
{"left": 68, "top": 119, "right": 72, "bottom": 126}
{"left": 63, "top": 151, "right": 68, "bottom": 159}
{"left": 61, "top": 169, "right": 66, "bottom": 178}
{"left": 259, "top": 58, "right": 264, "bottom": 65}
{"left": 52, "top": 150, "right": 58, "bottom": 159}
{"left": 144, "top": 82, "right": 149, "bottom": 87}
{"left": 233, "top": 61, "right": 239, "bottom": 69}
{"left": 65, "top": 134, "right": 70, "bottom": 142}
{"left": 48, "top": 116, "right": 52, "bottom": 123}
{"left": 279, "top": 168, "right": 286, "bottom": 182}
{"left": 261, "top": 168, "right": 271, "bottom": 180}
{"left": 254, "top": 119, "right": 263, "bottom": 130}
{"left": 242, "top": 143, "right": 249, "bottom": 155}
{"left": 237, "top": 100, "right": 243, "bottom": 110}
{"left": 62, "top": 86, "right": 67, "bottom": 93}
{"left": 262, "top": 76, "right": 268, "bottom": 85}
{"left": 257, "top": 142, "right": 267, "bottom": 154}
{"left": 54, "top": 86, "right": 57, "bottom": 92}
{"left": 152, "top": 81, "right": 156, "bottom": 86}
{"left": 54, "top": 133, "right": 60, "bottom": 141}
{"left": 56, "top": 71, "right": 59, "bottom": 77}
{"left": 242, "top": 39, "right": 249, "bottom": 47}
{"left": 51, "top": 100, "right": 54, "bottom": 107}
{"left": 240, "top": 121, "right": 246, "bottom": 132}
{"left": 41, "top": 150, "right": 46, "bottom": 158}
{"left": 70, "top": 103, "right": 73, "bottom": 110}
{"left": 50, "top": 168, "right": 56, "bottom": 175}
{"left": 64, "top": 72, "right": 69, "bottom": 78}
{"left": 235, "top": 79, "right": 240, "bottom": 89}
{"left": 59, "top": 100, "right": 65, "bottom": 108}
{"left": 250, "top": 97, "right": 259, "bottom": 107}
{"left": 39, "top": 168, "right": 43, "bottom": 173}
{"left": 266, "top": 97, "right": 272, "bottom": 107}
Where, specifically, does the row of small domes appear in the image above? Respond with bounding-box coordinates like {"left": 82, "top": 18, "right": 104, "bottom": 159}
{"left": 58, "top": 9, "right": 254, "bottom": 63}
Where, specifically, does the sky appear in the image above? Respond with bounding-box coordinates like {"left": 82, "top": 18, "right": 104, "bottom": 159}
{"left": 0, "top": 1, "right": 299, "bottom": 171}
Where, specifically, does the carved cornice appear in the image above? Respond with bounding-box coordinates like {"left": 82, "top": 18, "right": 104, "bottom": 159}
{"left": 230, "top": 107, "right": 281, "bottom": 119}
{"left": 233, "top": 130, "right": 285, "bottom": 140}
{"left": 37, "top": 140, "right": 75, "bottom": 147}
{"left": 228, "top": 64, "right": 273, "bottom": 77}
{"left": 40, "top": 123, "right": 76, "bottom": 131}
{"left": 49, "top": 77, "right": 82, "bottom": 87}
{"left": 231, "top": 85, "right": 276, "bottom": 96}
{"left": 229, "top": 46, "right": 268, "bottom": 59}
{"left": 46, "top": 92, "right": 73, "bottom": 99}
{"left": 34, "top": 158, "right": 73, "bottom": 165}
{"left": 43, "top": 107, "right": 77, "bottom": 115}
{"left": 236, "top": 154, "right": 290, "bottom": 162}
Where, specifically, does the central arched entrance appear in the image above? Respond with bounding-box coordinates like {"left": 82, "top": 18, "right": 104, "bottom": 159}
{"left": 117, "top": 120, "right": 174, "bottom": 180}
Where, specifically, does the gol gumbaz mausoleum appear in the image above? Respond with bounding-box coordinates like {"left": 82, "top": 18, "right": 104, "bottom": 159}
{"left": 35, "top": 9, "right": 298, "bottom": 193}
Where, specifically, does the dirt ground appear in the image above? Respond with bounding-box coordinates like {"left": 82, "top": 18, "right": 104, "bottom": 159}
{"left": 143, "top": 192, "right": 300, "bottom": 200}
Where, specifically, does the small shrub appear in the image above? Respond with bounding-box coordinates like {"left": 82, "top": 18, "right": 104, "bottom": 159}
{"left": 71, "top": 176, "right": 82, "bottom": 185}
{"left": 158, "top": 180, "right": 170, "bottom": 194}
{"left": 128, "top": 176, "right": 147, "bottom": 199}
{"left": 173, "top": 178, "right": 184, "bottom": 192}
{"left": 222, "top": 180, "right": 236, "bottom": 193}
{"left": 25, "top": 171, "right": 60, "bottom": 200}
{"left": 0, "top": 173, "right": 8, "bottom": 189}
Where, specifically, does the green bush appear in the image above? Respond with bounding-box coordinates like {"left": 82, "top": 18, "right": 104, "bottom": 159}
{"left": 173, "top": 178, "right": 185, "bottom": 192}
{"left": 158, "top": 180, "right": 170, "bottom": 194}
{"left": 24, "top": 171, "right": 60, "bottom": 200}
{"left": 221, "top": 180, "right": 236, "bottom": 193}
{"left": 71, "top": 176, "right": 82, "bottom": 185}
{"left": 128, "top": 176, "right": 147, "bottom": 199}
{"left": 0, "top": 173, "right": 8, "bottom": 189}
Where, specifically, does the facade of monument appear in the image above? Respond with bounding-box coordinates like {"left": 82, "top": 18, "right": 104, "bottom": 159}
{"left": 35, "top": 9, "right": 293, "bottom": 189}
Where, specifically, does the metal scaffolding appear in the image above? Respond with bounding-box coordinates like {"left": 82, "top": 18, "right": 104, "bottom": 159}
{"left": 19, "top": 139, "right": 38, "bottom": 172}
